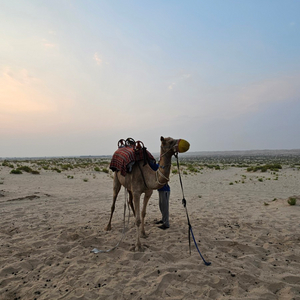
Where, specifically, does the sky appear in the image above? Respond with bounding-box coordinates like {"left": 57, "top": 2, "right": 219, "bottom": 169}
{"left": 1, "top": 0, "right": 300, "bottom": 157}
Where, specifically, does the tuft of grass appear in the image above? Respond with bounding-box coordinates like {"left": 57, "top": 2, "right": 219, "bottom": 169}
{"left": 83, "top": 178, "right": 88, "bottom": 182}
{"left": 94, "top": 167, "right": 101, "bottom": 172}
{"left": 264, "top": 202, "right": 269, "bottom": 206}
{"left": 102, "top": 168, "right": 109, "bottom": 173}
{"left": 229, "top": 182, "right": 233, "bottom": 185}
{"left": 287, "top": 197, "right": 297, "bottom": 206}
{"left": 172, "top": 169, "right": 178, "bottom": 174}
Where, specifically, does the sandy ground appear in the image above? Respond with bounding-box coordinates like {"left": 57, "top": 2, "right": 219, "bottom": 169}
{"left": 1, "top": 163, "right": 300, "bottom": 300}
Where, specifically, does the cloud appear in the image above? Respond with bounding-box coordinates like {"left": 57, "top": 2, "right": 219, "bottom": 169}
{"left": 93, "top": 52, "right": 102, "bottom": 65}
{"left": 42, "top": 39, "right": 56, "bottom": 48}
{"left": 44, "top": 43, "right": 56, "bottom": 48}
{"left": 232, "top": 74, "right": 300, "bottom": 114}
{"left": 189, "top": 73, "right": 300, "bottom": 123}
{"left": 168, "top": 82, "right": 175, "bottom": 90}
{"left": 0, "top": 68, "right": 56, "bottom": 114}
{"left": 167, "top": 73, "right": 192, "bottom": 90}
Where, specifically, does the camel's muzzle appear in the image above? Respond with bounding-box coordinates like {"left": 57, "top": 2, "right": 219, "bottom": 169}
{"left": 175, "top": 139, "right": 190, "bottom": 153}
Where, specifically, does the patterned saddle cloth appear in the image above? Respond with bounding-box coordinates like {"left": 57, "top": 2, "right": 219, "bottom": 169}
{"left": 109, "top": 139, "right": 155, "bottom": 176}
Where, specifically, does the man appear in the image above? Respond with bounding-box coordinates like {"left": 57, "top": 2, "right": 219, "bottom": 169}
{"left": 149, "top": 161, "right": 170, "bottom": 230}
{"left": 156, "top": 183, "right": 170, "bottom": 230}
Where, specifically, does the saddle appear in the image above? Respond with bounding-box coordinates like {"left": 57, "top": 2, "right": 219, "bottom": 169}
{"left": 109, "top": 138, "right": 155, "bottom": 176}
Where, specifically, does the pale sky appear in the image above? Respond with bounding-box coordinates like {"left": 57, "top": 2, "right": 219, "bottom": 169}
{"left": 1, "top": 0, "right": 300, "bottom": 157}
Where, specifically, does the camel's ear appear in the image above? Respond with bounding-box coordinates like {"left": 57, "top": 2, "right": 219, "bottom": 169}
{"left": 160, "top": 136, "right": 165, "bottom": 142}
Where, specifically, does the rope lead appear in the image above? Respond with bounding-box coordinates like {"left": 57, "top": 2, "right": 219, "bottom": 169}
{"left": 175, "top": 154, "right": 211, "bottom": 266}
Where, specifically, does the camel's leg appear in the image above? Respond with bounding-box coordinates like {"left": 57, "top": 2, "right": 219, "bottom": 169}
{"left": 131, "top": 192, "right": 142, "bottom": 251}
{"left": 141, "top": 190, "right": 153, "bottom": 238}
{"left": 105, "top": 173, "right": 121, "bottom": 231}
{"left": 127, "top": 190, "right": 135, "bottom": 216}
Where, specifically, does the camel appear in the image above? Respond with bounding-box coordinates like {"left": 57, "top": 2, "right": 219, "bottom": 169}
{"left": 105, "top": 136, "right": 190, "bottom": 251}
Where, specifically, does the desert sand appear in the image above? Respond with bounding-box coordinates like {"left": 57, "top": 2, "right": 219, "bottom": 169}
{"left": 1, "top": 156, "right": 300, "bottom": 300}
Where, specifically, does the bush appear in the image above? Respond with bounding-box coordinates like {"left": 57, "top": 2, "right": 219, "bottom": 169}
{"left": 18, "top": 166, "right": 33, "bottom": 173}
{"left": 94, "top": 167, "right": 101, "bottom": 172}
{"left": 247, "top": 164, "right": 282, "bottom": 173}
{"left": 287, "top": 197, "right": 297, "bottom": 206}
{"left": 10, "top": 169, "right": 22, "bottom": 174}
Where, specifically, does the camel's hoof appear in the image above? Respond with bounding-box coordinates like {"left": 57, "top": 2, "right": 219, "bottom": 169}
{"left": 130, "top": 245, "right": 144, "bottom": 252}
{"left": 105, "top": 225, "right": 111, "bottom": 231}
{"left": 141, "top": 232, "right": 148, "bottom": 239}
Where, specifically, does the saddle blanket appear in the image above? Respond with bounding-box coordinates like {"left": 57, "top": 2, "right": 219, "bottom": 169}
{"left": 109, "top": 146, "right": 155, "bottom": 176}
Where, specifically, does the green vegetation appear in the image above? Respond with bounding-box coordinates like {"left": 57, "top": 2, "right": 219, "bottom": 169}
{"left": 52, "top": 168, "right": 61, "bottom": 173}
{"left": 9, "top": 165, "right": 40, "bottom": 175}
{"left": 17, "top": 166, "right": 33, "bottom": 173}
{"left": 2, "top": 161, "right": 14, "bottom": 168}
{"left": 287, "top": 197, "right": 297, "bottom": 206}
{"left": 247, "top": 164, "right": 282, "bottom": 172}
{"left": 10, "top": 169, "right": 23, "bottom": 174}
{"left": 94, "top": 167, "right": 101, "bottom": 172}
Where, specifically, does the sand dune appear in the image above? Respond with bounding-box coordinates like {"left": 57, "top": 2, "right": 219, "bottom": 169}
{"left": 1, "top": 159, "right": 300, "bottom": 299}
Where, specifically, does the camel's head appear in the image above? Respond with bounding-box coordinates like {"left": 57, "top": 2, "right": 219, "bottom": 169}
{"left": 160, "top": 136, "right": 190, "bottom": 155}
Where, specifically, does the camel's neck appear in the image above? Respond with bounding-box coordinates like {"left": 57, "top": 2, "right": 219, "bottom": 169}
{"left": 155, "top": 150, "right": 173, "bottom": 187}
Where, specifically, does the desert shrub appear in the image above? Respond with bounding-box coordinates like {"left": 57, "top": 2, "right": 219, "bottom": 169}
{"left": 31, "top": 170, "right": 40, "bottom": 175}
{"left": 62, "top": 164, "right": 74, "bottom": 170}
{"left": 187, "top": 164, "right": 198, "bottom": 172}
{"left": 2, "top": 161, "right": 14, "bottom": 168}
{"left": 10, "top": 169, "right": 22, "bottom": 174}
{"left": 102, "top": 168, "right": 109, "bottom": 173}
{"left": 94, "top": 167, "right": 101, "bottom": 172}
{"left": 52, "top": 168, "right": 61, "bottom": 173}
{"left": 287, "top": 197, "right": 297, "bottom": 206}
{"left": 18, "top": 166, "right": 33, "bottom": 173}
{"left": 247, "top": 164, "right": 282, "bottom": 173}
